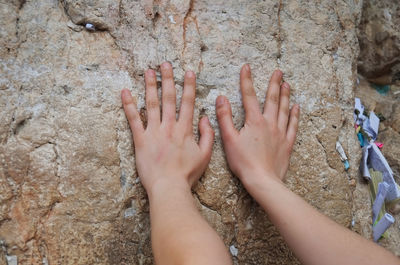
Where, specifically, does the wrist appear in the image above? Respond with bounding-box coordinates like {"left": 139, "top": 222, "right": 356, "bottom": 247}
{"left": 146, "top": 177, "right": 191, "bottom": 201}
{"left": 239, "top": 169, "right": 283, "bottom": 193}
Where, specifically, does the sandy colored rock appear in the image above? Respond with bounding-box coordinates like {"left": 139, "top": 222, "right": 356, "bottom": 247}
{"left": 0, "top": 0, "right": 398, "bottom": 264}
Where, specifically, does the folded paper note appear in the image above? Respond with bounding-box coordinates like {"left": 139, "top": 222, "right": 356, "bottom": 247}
{"left": 361, "top": 143, "right": 400, "bottom": 201}
{"left": 372, "top": 182, "right": 389, "bottom": 224}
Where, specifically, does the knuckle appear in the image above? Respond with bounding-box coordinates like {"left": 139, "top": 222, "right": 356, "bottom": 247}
{"left": 163, "top": 94, "right": 176, "bottom": 104}
{"left": 217, "top": 107, "right": 230, "bottom": 117}
{"left": 243, "top": 87, "right": 256, "bottom": 97}
{"left": 250, "top": 115, "right": 266, "bottom": 127}
{"left": 146, "top": 78, "right": 157, "bottom": 87}
{"left": 222, "top": 132, "right": 234, "bottom": 142}
{"left": 162, "top": 71, "right": 174, "bottom": 80}
{"left": 280, "top": 107, "right": 289, "bottom": 117}
{"left": 268, "top": 93, "right": 280, "bottom": 105}
{"left": 147, "top": 100, "right": 159, "bottom": 109}
{"left": 181, "top": 95, "right": 194, "bottom": 106}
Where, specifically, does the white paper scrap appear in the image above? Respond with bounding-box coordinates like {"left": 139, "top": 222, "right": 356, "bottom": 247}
{"left": 229, "top": 245, "right": 238, "bottom": 257}
{"left": 335, "top": 141, "right": 348, "bottom": 161}
{"left": 6, "top": 255, "right": 17, "bottom": 265}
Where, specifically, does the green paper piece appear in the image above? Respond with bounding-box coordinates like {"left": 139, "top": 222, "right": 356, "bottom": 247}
{"left": 371, "top": 84, "right": 390, "bottom": 95}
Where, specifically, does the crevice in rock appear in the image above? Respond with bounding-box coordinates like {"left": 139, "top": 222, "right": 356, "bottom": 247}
{"left": 13, "top": 0, "right": 28, "bottom": 55}
{"left": 315, "top": 135, "right": 336, "bottom": 172}
{"left": 182, "top": 0, "right": 195, "bottom": 51}
{"left": 193, "top": 190, "right": 220, "bottom": 214}
{"left": 182, "top": 0, "right": 194, "bottom": 57}
{"left": 59, "top": 0, "right": 110, "bottom": 32}
{"left": 276, "top": 0, "right": 283, "bottom": 66}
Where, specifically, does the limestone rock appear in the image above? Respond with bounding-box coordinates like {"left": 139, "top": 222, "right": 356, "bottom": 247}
{"left": 1, "top": 0, "right": 397, "bottom": 264}
{"left": 357, "top": 0, "right": 400, "bottom": 83}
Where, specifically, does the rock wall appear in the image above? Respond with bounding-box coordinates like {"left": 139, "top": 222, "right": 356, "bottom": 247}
{"left": 357, "top": 0, "right": 400, "bottom": 83}
{"left": 1, "top": 0, "right": 393, "bottom": 264}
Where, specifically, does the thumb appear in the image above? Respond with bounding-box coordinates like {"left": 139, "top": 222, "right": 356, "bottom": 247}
{"left": 199, "top": 116, "right": 214, "bottom": 160}
{"left": 215, "top": 96, "right": 238, "bottom": 143}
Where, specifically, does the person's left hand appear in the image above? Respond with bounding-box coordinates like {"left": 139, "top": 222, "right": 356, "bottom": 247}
{"left": 121, "top": 62, "right": 214, "bottom": 194}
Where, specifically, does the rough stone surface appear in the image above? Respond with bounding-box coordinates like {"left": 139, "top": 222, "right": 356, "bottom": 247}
{"left": 357, "top": 0, "right": 400, "bottom": 83}
{"left": 0, "top": 0, "right": 398, "bottom": 264}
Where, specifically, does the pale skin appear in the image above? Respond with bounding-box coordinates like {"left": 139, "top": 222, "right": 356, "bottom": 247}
{"left": 121, "top": 62, "right": 400, "bottom": 265}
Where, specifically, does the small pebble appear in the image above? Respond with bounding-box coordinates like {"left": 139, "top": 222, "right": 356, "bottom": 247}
{"left": 168, "top": 15, "right": 176, "bottom": 24}
{"left": 124, "top": 208, "right": 137, "bottom": 218}
{"left": 351, "top": 219, "right": 355, "bottom": 227}
{"left": 85, "top": 23, "right": 95, "bottom": 31}
{"left": 229, "top": 245, "right": 238, "bottom": 257}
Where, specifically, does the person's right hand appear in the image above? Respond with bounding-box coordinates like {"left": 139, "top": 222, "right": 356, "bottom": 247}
{"left": 215, "top": 64, "right": 299, "bottom": 190}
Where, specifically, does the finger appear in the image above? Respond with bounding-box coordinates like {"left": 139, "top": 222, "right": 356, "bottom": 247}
{"left": 178, "top": 71, "right": 196, "bottom": 133}
{"left": 286, "top": 104, "right": 300, "bottom": 151}
{"left": 145, "top": 69, "right": 160, "bottom": 127}
{"left": 198, "top": 116, "right": 214, "bottom": 159}
{"left": 277, "top": 82, "right": 290, "bottom": 131}
{"left": 240, "top": 64, "right": 262, "bottom": 122}
{"left": 263, "top": 70, "right": 282, "bottom": 121}
{"left": 160, "top": 62, "right": 176, "bottom": 125}
{"left": 121, "top": 89, "right": 144, "bottom": 137}
{"left": 215, "top": 96, "right": 238, "bottom": 143}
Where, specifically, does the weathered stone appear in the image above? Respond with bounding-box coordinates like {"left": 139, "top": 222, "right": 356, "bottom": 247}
{"left": 357, "top": 0, "right": 400, "bottom": 83}
{"left": 0, "top": 0, "right": 398, "bottom": 264}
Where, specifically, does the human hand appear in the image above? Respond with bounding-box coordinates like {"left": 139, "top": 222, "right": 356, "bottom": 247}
{"left": 121, "top": 62, "right": 214, "bottom": 194}
{"left": 215, "top": 64, "right": 299, "bottom": 189}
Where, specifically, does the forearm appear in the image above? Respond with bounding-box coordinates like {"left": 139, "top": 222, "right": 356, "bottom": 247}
{"left": 244, "top": 174, "right": 399, "bottom": 265}
{"left": 148, "top": 179, "right": 232, "bottom": 265}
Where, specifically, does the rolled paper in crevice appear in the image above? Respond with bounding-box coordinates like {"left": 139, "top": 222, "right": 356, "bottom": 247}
{"left": 373, "top": 213, "right": 395, "bottom": 242}
{"left": 361, "top": 143, "right": 400, "bottom": 201}
{"left": 336, "top": 141, "right": 350, "bottom": 170}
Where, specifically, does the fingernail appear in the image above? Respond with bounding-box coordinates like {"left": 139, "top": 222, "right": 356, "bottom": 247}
{"left": 186, "top": 70, "right": 195, "bottom": 78}
{"left": 275, "top": 70, "right": 282, "bottom": 78}
{"left": 282, "top": 82, "right": 289, "bottom": 89}
{"left": 121, "top": 89, "right": 129, "bottom": 96}
{"left": 161, "top": 62, "right": 171, "bottom": 69}
{"left": 146, "top": 69, "right": 155, "bottom": 76}
{"left": 245, "top": 64, "right": 250, "bottom": 71}
{"left": 216, "top": 96, "right": 225, "bottom": 107}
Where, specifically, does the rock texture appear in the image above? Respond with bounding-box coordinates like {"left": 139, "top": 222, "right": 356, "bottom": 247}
{"left": 0, "top": 0, "right": 397, "bottom": 264}
{"left": 357, "top": 0, "right": 400, "bottom": 83}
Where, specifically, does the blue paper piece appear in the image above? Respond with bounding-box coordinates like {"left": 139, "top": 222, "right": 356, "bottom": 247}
{"left": 343, "top": 160, "right": 350, "bottom": 170}
{"left": 372, "top": 84, "right": 390, "bottom": 95}
{"left": 357, "top": 132, "right": 365, "bottom": 147}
